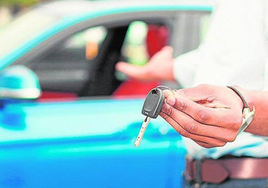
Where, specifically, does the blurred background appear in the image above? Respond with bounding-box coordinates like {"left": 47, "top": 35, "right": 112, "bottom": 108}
{"left": 0, "top": 0, "right": 212, "bottom": 187}
{"left": 0, "top": 0, "right": 111, "bottom": 26}
{"left": 0, "top": 0, "right": 43, "bottom": 26}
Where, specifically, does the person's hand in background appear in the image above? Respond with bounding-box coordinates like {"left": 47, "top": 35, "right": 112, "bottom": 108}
{"left": 116, "top": 46, "right": 176, "bottom": 82}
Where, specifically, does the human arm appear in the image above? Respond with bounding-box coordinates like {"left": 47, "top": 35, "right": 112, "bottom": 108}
{"left": 116, "top": 46, "right": 176, "bottom": 82}
{"left": 114, "top": 1, "right": 218, "bottom": 84}
{"left": 160, "top": 84, "right": 268, "bottom": 148}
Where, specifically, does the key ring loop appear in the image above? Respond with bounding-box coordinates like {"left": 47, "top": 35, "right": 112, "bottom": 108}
{"left": 156, "top": 85, "right": 177, "bottom": 94}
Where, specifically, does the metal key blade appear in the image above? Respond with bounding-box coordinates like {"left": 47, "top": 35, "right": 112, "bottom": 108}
{"left": 135, "top": 116, "right": 151, "bottom": 147}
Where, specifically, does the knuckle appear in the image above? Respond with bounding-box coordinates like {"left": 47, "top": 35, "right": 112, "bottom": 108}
{"left": 160, "top": 113, "right": 168, "bottom": 121}
{"left": 202, "top": 142, "right": 225, "bottom": 148}
{"left": 185, "top": 122, "right": 197, "bottom": 134}
{"left": 205, "top": 145, "right": 214, "bottom": 149}
{"left": 177, "top": 101, "right": 187, "bottom": 111}
{"left": 234, "top": 116, "right": 243, "bottom": 127}
{"left": 228, "top": 115, "right": 243, "bottom": 131}
{"left": 196, "top": 109, "right": 210, "bottom": 122}
{"left": 179, "top": 129, "right": 190, "bottom": 138}
{"left": 161, "top": 104, "right": 168, "bottom": 113}
{"left": 226, "top": 133, "right": 237, "bottom": 142}
{"left": 229, "top": 136, "right": 236, "bottom": 142}
{"left": 218, "top": 142, "right": 227, "bottom": 147}
{"left": 197, "top": 142, "right": 211, "bottom": 148}
{"left": 161, "top": 104, "right": 172, "bottom": 116}
{"left": 165, "top": 106, "right": 174, "bottom": 117}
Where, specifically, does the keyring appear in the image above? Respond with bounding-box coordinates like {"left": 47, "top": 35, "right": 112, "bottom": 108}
{"left": 156, "top": 85, "right": 177, "bottom": 95}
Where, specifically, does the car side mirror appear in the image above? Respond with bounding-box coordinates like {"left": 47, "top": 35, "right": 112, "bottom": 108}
{"left": 0, "top": 65, "right": 41, "bottom": 99}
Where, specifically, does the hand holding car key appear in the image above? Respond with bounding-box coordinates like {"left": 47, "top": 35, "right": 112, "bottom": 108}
{"left": 134, "top": 87, "right": 166, "bottom": 147}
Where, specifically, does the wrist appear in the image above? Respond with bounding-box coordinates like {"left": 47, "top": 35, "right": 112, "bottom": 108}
{"left": 163, "top": 59, "right": 176, "bottom": 81}
{"left": 227, "top": 86, "right": 255, "bottom": 134}
{"left": 229, "top": 88, "right": 268, "bottom": 135}
{"left": 246, "top": 90, "right": 268, "bottom": 135}
{"left": 228, "top": 85, "right": 254, "bottom": 111}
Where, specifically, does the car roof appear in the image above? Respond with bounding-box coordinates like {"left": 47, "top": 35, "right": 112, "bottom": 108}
{"left": 0, "top": 0, "right": 215, "bottom": 70}
{"left": 36, "top": 0, "right": 215, "bottom": 19}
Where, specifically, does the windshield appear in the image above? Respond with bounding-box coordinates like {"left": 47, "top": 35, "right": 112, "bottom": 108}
{"left": 0, "top": 9, "right": 60, "bottom": 60}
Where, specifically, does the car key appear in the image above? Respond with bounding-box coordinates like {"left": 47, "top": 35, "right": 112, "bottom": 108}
{"left": 135, "top": 87, "right": 165, "bottom": 147}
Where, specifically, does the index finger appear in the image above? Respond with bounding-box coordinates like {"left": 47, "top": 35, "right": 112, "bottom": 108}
{"left": 165, "top": 94, "right": 241, "bottom": 128}
{"left": 172, "top": 84, "right": 220, "bottom": 102}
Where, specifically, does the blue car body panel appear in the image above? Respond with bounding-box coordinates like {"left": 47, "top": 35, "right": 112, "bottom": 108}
{"left": 0, "top": 99, "right": 186, "bottom": 188}
{"left": 0, "top": 138, "right": 186, "bottom": 188}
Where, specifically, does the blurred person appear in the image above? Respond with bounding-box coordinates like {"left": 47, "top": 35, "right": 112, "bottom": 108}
{"left": 116, "top": 0, "right": 268, "bottom": 187}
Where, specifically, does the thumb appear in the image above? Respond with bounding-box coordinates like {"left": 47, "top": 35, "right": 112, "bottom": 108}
{"left": 151, "top": 46, "right": 174, "bottom": 60}
{"left": 161, "top": 46, "right": 174, "bottom": 55}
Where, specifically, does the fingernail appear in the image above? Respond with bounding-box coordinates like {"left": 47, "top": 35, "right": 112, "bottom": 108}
{"left": 166, "top": 96, "right": 175, "bottom": 106}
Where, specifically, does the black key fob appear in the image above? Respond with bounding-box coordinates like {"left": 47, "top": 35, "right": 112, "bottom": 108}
{"left": 141, "top": 88, "right": 165, "bottom": 119}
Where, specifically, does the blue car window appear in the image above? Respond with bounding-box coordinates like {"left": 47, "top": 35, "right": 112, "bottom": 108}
{"left": 30, "top": 26, "right": 108, "bottom": 97}
{"left": 64, "top": 26, "right": 107, "bottom": 60}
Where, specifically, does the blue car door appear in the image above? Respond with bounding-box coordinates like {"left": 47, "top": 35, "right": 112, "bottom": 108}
{"left": 0, "top": 96, "right": 186, "bottom": 188}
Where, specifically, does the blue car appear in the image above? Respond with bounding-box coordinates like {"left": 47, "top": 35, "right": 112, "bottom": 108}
{"left": 0, "top": 1, "right": 213, "bottom": 187}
